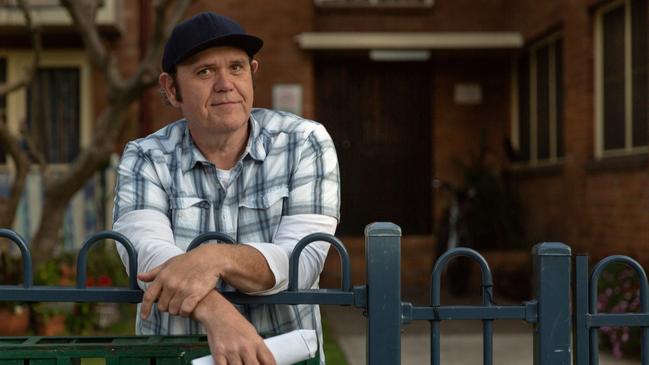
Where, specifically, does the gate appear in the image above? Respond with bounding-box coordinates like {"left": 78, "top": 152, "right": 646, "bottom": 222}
{"left": 1, "top": 223, "right": 648, "bottom": 364}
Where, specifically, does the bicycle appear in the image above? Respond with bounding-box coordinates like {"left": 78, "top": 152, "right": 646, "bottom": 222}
{"left": 433, "top": 178, "right": 476, "bottom": 297}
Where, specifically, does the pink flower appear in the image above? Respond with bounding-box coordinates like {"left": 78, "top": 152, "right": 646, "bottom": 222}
{"left": 612, "top": 343, "right": 623, "bottom": 359}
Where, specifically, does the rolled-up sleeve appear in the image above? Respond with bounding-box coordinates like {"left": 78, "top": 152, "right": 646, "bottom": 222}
{"left": 113, "top": 210, "right": 183, "bottom": 290}
{"left": 243, "top": 214, "right": 337, "bottom": 295}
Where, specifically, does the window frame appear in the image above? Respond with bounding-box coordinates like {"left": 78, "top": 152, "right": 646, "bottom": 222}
{"left": 314, "top": 0, "right": 434, "bottom": 8}
{"left": 511, "top": 32, "right": 564, "bottom": 166}
{"left": 0, "top": 50, "right": 92, "bottom": 171}
{"left": 594, "top": 0, "right": 649, "bottom": 158}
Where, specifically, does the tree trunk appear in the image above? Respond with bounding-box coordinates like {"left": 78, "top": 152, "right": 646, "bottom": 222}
{"left": 29, "top": 200, "right": 66, "bottom": 266}
{"left": 28, "top": 108, "right": 125, "bottom": 267}
{"left": 0, "top": 128, "right": 31, "bottom": 231}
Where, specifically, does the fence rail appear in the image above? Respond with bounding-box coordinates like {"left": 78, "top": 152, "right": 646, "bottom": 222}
{"left": 1, "top": 224, "right": 648, "bottom": 364}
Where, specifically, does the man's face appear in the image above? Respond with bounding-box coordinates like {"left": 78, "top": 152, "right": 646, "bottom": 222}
{"left": 161, "top": 46, "right": 258, "bottom": 137}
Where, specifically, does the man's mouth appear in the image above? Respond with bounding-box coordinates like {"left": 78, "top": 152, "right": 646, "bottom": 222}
{"left": 211, "top": 101, "right": 239, "bottom": 107}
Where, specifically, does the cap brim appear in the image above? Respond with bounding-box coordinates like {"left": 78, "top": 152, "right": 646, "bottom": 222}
{"left": 175, "top": 33, "right": 263, "bottom": 67}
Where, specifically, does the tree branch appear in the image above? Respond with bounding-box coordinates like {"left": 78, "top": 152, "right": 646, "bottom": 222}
{"left": 0, "top": 116, "right": 30, "bottom": 228}
{"left": 0, "top": 0, "right": 41, "bottom": 97}
{"left": 20, "top": 121, "right": 47, "bottom": 170}
{"left": 59, "top": 0, "right": 125, "bottom": 96}
{"left": 0, "top": 0, "right": 40, "bottom": 229}
{"left": 125, "top": 0, "right": 192, "bottom": 94}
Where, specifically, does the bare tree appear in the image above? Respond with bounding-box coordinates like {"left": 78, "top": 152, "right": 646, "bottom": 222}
{"left": 0, "top": 0, "right": 41, "bottom": 231}
{"left": 0, "top": 0, "right": 192, "bottom": 266}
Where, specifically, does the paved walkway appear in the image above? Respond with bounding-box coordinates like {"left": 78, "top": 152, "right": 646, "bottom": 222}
{"left": 321, "top": 305, "right": 639, "bottom": 365}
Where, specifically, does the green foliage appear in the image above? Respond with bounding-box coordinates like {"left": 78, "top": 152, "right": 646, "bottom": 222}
{"left": 0, "top": 250, "right": 23, "bottom": 284}
{"left": 322, "top": 318, "right": 349, "bottom": 365}
{"left": 84, "top": 241, "right": 129, "bottom": 287}
{"left": 451, "top": 132, "right": 524, "bottom": 250}
{"left": 0, "top": 250, "right": 27, "bottom": 311}
{"left": 32, "top": 302, "right": 70, "bottom": 320}
{"left": 34, "top": 252, "right": 76, "bottom": 285}
{"left": 66, "top": 302, "right": 98, "bottom": 335}
{"left": 31, "top": 241, "right": 128, "bottom": 335}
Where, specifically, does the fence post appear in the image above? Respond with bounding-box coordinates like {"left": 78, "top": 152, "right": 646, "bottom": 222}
{"left": 532, "top": 242, "right": 572, "bottom": 365}
{"left": 365, "top": 222, "right": 402, "bottom": 365}
{"left": 574, "top": 254, "right": 590, "bottom": 365}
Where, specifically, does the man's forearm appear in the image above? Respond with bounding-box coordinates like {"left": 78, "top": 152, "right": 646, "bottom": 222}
{"left": 205, "top": 244, "right": 275, "bottom": 293}
{"left": 193, "top": 289, "right": 230, "bottom": 324}
{"left": 193, "top": 290, "right": 276, "bottom": 365}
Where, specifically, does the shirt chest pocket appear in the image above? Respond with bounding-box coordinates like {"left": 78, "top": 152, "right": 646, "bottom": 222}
{"left": 170, "top": 197, "right": 212, "bottom": 241}
{"left": 237, "top": 187, "right": 288, "bottom": 242}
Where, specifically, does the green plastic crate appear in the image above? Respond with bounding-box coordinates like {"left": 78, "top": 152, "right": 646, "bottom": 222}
{"left": 0, "top": 335, "right": 318, "bottom": 365}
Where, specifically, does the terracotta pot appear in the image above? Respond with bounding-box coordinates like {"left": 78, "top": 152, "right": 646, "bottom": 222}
{"left": 37, "top": 314, "right": 66, "bottom": 336}
{"left": 0, "top": 306, "right": 30, "bottom": 336}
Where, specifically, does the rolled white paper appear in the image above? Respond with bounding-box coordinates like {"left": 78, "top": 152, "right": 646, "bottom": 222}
{"left": 191, "top": 329, "right": 317, "bottom": 365}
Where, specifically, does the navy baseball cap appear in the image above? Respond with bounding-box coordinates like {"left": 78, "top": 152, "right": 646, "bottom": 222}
{"left": 162, "top": 12, "right": 263, "bottom": 73}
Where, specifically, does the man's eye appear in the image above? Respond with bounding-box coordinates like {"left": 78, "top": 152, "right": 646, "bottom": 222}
{"left": 197, "top": 69, "right": 211, "bottom": 77}
{"left": 231, "top": 64, "right": 243, "bottom": 72}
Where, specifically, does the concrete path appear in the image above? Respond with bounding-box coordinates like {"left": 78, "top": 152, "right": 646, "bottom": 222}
{"left": 322, "top": 305, "right": 639, "bottom": 365}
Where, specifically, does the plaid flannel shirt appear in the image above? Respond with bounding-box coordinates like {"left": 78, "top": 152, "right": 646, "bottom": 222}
{"left": 112, "top": 108, "right": 340, "bottom": 343}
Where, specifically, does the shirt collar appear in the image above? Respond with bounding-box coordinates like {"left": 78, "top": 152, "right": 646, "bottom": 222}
{"left": 181, "top": 114, "right": 267, "bottom": 173}
{"left": 247, "top": 111, "right": 267, "bottom": 162}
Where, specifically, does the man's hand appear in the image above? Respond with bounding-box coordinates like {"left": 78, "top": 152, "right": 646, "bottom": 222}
{"left": 195, "top": 290, "right": 276, "bottom": 365}
{"left": 138, "top": 245, "right": 223, "bottom": 319}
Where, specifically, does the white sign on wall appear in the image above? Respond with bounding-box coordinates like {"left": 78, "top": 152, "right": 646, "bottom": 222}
{"left": 272, "top": 84, "right": 303, "bottom": 116}
{"left": 454, "top": 83, "right": 483, "bottom": 105}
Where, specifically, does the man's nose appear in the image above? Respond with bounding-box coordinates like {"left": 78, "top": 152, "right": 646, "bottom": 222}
{"left": 213, "top": 70, "right": 235, "bottom": 92}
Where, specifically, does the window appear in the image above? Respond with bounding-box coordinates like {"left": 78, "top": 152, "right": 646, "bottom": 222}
{"left": 27, "top": 68, "right": 81, "bottom": 163}
{"left": 513, "top": 33, "right": 564, "bottom": 164}
{"left": 595, "top": 0, "right": 648, "bottom": 157}
{"left": 0, "top": 51, "right": 91, "bottom": 166}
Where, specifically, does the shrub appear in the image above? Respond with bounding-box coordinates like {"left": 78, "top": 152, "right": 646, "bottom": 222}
{"left": 597, "top": 264, "right": 641, "bottom": 359}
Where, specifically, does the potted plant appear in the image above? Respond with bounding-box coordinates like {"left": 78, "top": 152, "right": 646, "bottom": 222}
{"left": 33, "top": 302, "right": 69, "bottom": 336}
{"left": 32, "top": 252, "right": 76, "bottom": 336}
{"left": 0, "top": 250, "right": 30, "bottom": 335}
{"left": 82, "top": 243, "right": 128, "bottom": 330}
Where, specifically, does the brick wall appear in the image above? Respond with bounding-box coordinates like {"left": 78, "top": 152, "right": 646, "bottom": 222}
{"left": 314, "top": 0, "right": 514, "bottom": 32}
{"left": 508, "top": 0, "right": 649, "bottom": 265}
{"left": 432, "top": 52, "right": 512, "bottom": 224}
{"left": 102, "top": 0, "right": 143, "bottom": 150}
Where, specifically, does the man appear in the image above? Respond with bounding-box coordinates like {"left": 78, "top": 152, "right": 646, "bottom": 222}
{"left": 112, "top": 12, "right": 340, "bottom": 365}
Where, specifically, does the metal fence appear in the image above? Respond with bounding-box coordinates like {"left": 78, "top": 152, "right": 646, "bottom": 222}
{"left": 0, "top": 222, "right": 648, "bottom": 364}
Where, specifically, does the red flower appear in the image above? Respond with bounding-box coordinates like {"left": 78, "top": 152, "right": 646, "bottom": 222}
{"left": 97, "top": 275, "right": 113, "bottom": 287}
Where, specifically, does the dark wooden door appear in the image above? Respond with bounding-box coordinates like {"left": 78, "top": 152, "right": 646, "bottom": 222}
{"left": 315, "top": 58, "right": 432, "bottom": 235}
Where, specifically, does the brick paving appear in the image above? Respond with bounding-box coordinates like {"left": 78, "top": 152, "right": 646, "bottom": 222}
{"left": 322, "top": 306, "right": 639, "bottom": 365}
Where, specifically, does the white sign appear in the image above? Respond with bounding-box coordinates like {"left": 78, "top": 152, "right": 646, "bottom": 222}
{"left": 454, "top": 83, "right": 483, "bottom": 105}
{"left": 272, "top": 84, "right": 303, "bottom": 116}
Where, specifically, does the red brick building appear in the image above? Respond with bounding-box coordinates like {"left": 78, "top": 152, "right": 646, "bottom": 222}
{"left": 1, "top": 0, "right": 647, "bottom": 297}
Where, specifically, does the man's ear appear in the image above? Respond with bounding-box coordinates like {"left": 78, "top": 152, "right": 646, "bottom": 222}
{"left": 159, "top": 72, "right": 181, "bottom": 107}
{"left": 251, "top": 60, "right": 259, "bottom": 76}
